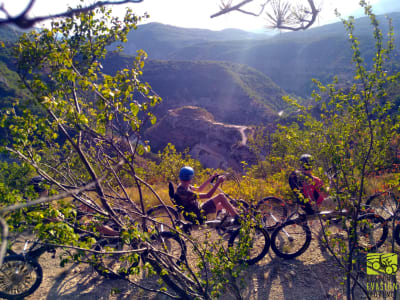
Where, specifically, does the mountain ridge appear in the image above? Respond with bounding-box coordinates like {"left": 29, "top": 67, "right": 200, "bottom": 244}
{"left": 102, "top": 53, "right": 286, "bottom": 125}
{"left": 120, "top": 13, "right": 400, "bottom": 97}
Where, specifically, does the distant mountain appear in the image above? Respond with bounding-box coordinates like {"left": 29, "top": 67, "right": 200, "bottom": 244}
{"left": 118, "top": 22, "right": 273, "bottom": 59}
{"left": 170, "top": 13, "right": 400, "bottom": 97}
{"left": 120, "top": 13, "right": 400, "bottom": 97}
{"left": 0, "top": 25, "right": 24, "bottom": 43}
{"left": 102, "top": 53, "right": 286, "bottom": 125}
{"left": 363, "top": 0, "right": 400, "bottom": 16}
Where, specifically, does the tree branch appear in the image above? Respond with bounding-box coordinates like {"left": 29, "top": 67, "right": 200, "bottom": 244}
{"left": 0, "top": 0, "right": 144, "bottom": 29}
{"left": 0, "top": 180, "right": 99, "bottom": 214}
{"left": 212, "top": 0, "right": 320, "bottom": 31}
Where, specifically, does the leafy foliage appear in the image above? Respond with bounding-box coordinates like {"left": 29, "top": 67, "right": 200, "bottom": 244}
{"left": 254, "top": 3, "right": 400, "bottom": 298}
{"left": 0, "top": 6, "right": 265, "bottom": 300}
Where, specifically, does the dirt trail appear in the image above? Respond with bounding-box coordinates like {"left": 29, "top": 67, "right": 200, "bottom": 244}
{"left": 211, "top": 121, "right": 250, "bottom": 145}
{"left": 7, "top": 225, "right": 400, "bottom": 300}
{"left": 21, "top": 236, "right": 341, "bottom": 300}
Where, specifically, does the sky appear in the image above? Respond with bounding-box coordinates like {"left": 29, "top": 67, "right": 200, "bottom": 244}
{"left": 1, "top": 0, "right": 393, "bottom": 32}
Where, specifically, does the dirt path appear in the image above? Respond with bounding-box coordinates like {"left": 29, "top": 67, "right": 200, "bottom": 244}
{"left": 211, "top": 121, "right": 250, "bottom": 145}
{"left": 21, "top": 236, "right": 340, "bottom": 300}
{"left": 7, "top": 226, "right": 400, "bottom": 300}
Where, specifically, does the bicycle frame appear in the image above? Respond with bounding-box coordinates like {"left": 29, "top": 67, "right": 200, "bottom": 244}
{"left": 7, "top": 240, "right": 55, "bottom": 261}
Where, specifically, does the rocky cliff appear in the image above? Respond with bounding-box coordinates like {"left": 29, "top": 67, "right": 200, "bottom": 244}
{"left": 145, "top": 106, "right": 257, "bottom": 170}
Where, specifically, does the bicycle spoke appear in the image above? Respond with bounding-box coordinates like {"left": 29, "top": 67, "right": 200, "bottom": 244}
{"left": 228, "top": 226, "right": 270, "bottom": 265}
{"left": 366, "top": 192, "right": 398, "bottom": 220}
{"left": 150, "top": 232, "right": 186, "bottom": 266}
{"left": 93, "top": 239, "right": 140, "bottom": 279}
{"left": 356, "top": 214, "right": 388, "bottom": 251}
{"left": 271, "top": 221, "right": 311, "bottom": 259}
{"left": 0, "top": 256, "right": 42, "bottom": 298}
{"left": 146, "top": 205, "right": 179, "bottom": 232}
{"left": 256, "top": 197, "right": 287, "bottom": 230}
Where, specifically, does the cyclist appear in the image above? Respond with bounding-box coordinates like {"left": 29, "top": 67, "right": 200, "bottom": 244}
{"left": 175, "top": 166, "right": 239, "bottom": 224}
{"left": 289, "top": 154, "right": 328, "bottom": 215}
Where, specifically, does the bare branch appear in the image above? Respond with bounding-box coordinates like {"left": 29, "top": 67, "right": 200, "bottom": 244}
{"left": 211, "top": 0, "right": 261, "bottom": 18}
{"left": 0, "top": 180, "right": 98, "bottom": 214}
{"left": 211, "top": 0, "right": 320, "bottom": 31}
{"left": 0, "top": 0, "right": 144, "bottom": 29}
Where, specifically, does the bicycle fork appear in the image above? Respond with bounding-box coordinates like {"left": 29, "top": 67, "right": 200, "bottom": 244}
{"left": 269, "top": 214, "right": 294, "bottom": 242}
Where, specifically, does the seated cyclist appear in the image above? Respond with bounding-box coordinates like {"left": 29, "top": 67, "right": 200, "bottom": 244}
{"left": 289, "top": 154, "right": 328, "bottom": 215}
{"left": 175, "top": 166, "right": 239, "bottom": 224}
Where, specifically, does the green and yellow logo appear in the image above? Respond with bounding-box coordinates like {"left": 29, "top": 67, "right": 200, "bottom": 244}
{"left": 367, "top": 253, "right": 398, "bottom": 275}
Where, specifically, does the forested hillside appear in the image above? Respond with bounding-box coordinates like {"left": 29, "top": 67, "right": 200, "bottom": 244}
{"left": 102, "top": 53, "right": 286, "bottom": 125}
{"left": 1, "top": 3, "right": 400, "bottom": 300}
{"left": 114, "top": 22, "right": 272, "bottom": 59}
{"left": 120, "top": 13, "right": 400, "bottom": 97}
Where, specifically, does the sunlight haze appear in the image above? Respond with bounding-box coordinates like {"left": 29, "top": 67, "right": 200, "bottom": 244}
{"left": 0, "top": 0, "right": 391, "bottom": 31}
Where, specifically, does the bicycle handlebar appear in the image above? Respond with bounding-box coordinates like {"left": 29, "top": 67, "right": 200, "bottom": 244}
{"left": 209, "top": 173, "right": 236, "bottom": 202}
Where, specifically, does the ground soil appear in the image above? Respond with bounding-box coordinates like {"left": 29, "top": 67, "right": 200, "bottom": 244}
{"left": 6, "top": 222, "right": 400, "bottom": 300}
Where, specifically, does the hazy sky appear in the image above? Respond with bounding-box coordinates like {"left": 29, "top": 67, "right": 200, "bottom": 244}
{"left": 1, "top": 0, "right": 387, "bottom": 31}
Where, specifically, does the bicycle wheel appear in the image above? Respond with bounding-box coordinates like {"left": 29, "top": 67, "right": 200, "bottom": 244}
{"left": 0, "top": 255, "right": 43, "bottom": 299}
{"left": 271, "top": 219, "right": 311, "bottom": 259}
{"left": 356, "top": 213, "right": 388, "bottom": 251}
{"left": 256, "top": 197, "right": 288, "bottom": 230}
{"left": 146, "top": 205, "right": 180, "bottom": 231}
{"left": 148, "top": 231, "right": 187, "bottom": 265}
{"left": 228, "top": 226, "right": 270, "bottom": 265}
{"left": 92, "top": 238, "right": 140, "bottom": 279}
{"left": 394, "top": 224, "right": 400, "bottom": 246}
{"left": 365, "top": 192, "right": 398, "bottom": 220}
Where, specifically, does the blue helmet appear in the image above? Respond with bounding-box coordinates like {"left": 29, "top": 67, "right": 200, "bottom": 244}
{"left": 179, "top": 166, "right": 194, "bottom": 181}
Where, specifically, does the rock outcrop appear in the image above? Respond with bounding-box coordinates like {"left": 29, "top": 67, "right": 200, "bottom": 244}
{"left": 145, "top": 106, "right": 257, "bottom": 170}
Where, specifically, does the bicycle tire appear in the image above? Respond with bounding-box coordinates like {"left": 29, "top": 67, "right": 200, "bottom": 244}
{"left": 394, "top": 224, "right": 400, "bottom": 246}
{"left": 365, "top": 192, "right": 398, "bottom": 220}
{"left": 228, "top": 226, "right": 270, "bottom": 265}
{"left": 231, "top": 199, "right": 250, "bottom": 210}
{"left": 92, "top": 238, "right": 140, "bottom": 279}
{"left": 146, "top": 205, "right": 180, "bottom": 231}
{"left": 148, "top": 231, "right": 187, "bottom": 265}
{"left": 6, "top": 249, "right": 17, "bottom": 256}
{"left": 356, "top": 213, "right": 388, "bottom": 251}
{"left": 0, "top": 255, "right": 43, "bottom": 299}
{"left": 256, "top": 197, "right": 288, "bottom": 230}
{"left": 271, "top": 219, "right": 311, "bottom": 259}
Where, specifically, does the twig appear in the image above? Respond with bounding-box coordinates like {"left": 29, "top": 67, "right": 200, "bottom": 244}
{"left": 0, "top": 0, "right": 144, "bottom": 29}
{"left": 0, "top": 181, "right": 98, "bottom": 214}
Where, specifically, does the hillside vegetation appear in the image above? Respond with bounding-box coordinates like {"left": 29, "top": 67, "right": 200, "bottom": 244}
{"left": 117, "top": 22, "right": 273, "bottom": 59}
{"left": 119, "top": 13, "right": 400, "bottom": 97}
{"left": 1, "top": 4, "right": 400, "bottom": 300}
{"left": 103, "top": 54, "right": 286, "bottom": 125}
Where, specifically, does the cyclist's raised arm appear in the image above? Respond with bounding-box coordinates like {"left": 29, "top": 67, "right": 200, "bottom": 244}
{"left": 198, "top": 176, "right": 224, "bottom": 199}
{"left": 194, "top": 173, "right": 218, "bottom": 192}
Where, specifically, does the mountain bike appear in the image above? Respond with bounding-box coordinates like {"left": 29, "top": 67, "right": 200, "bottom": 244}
{"left": 270, "top": 196, "right": 388, "bottom": 259}
{"left": 146, "top": 180, "right": 270, "bottom": 265}
{"left": 270, "top": 167, "right": 390, "bottom": 259}
{"left": 0, "top": 240, "right": 56, "bottom": 299}
{"left": 92, "top": 229, "right": 186, "bottom": 279}
{"left": 365, "top": 190, "right": 400, "bottom": 246}
{"left": 80, "top": 206, "right": 187, "bottom": 280}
